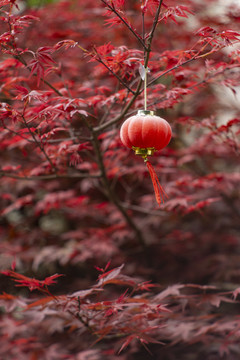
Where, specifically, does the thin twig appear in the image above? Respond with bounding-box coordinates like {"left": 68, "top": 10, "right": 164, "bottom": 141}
{"left": 121, "top": 202, "right": 164, "bottom": 216}
{"left": 147, "top": 64, "right": 240, "bottom": 109}
{"left": 80, "top": 43, "right": 135, "bottom": 94}
{"left": 143, "top": 0, "right": 164, "bottom": 80}
{"left": 146, "top": 0, "right": 164, "bottom": 50}
{"left": 147, "top": 57, "right": 196, "bottom": 88}
{"left": 2, "top": 124, "right": 35, "bottom": 144}
{"left": 12, "top": 52, "right": 63, "bottom": 96}
{"left": 42, "top": 78, "right": 63, "bottom": 96}
{"left": 93, "top": 79, "right": 143, "bottom": 133}
{"left": 21, "top": 115, "right": 58, "bottom": 173}
{"left": 100, "top": 0, "right": 146, "bottom": 49}
{"left": 93, "top": 50, "right": 135, "bottom": 94}
{"left": 69, "top": 298, "right": 95, "bottom": 333}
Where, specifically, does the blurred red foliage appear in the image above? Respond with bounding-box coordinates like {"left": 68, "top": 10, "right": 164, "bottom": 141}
{"left": 0, "top": 0, "right": 240, "bottom": 358}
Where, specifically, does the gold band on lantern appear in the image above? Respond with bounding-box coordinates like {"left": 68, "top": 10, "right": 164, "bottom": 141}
{"left": 137, "top": 110, "right": 155, "bottom": 116}
{"left": 132, "top": 146, "right": 156, "bottom": 158}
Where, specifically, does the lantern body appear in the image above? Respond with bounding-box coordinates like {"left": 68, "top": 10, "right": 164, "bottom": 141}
{"left": 120, "top": 111, "right": 172, "bottom": 151}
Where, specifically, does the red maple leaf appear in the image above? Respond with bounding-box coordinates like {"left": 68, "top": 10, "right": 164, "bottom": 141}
{"left": 1, "top": 270, "right": 63, "bottom": 292}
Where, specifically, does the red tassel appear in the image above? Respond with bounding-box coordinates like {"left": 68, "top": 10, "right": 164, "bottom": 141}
{"left": 145, "top": 160, "right": 168, "bottom": 206}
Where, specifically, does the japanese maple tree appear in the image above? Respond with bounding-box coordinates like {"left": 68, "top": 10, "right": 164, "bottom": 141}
{"left": 0, "top": 0, "right": 240, "bottom": 359}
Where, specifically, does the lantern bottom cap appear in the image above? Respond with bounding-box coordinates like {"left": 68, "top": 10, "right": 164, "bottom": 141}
{"left": 132, "top": 147, "right": 156, "bottom": 157}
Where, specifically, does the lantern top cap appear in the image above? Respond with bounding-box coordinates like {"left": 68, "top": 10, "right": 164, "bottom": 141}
{"left": 137, "top": 110, "right": 155, "bottom": 116}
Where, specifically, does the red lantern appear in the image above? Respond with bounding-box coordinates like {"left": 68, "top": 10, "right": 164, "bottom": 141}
{"left": 120, "top": 110, "right": 172, "bottom": 206}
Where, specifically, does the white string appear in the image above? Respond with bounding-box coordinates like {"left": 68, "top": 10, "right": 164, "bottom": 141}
{"left": 144, "top": 67, "right": 147, "bottom": 111}
{"left": 139, "top": 63, "right": 148, "bottom": 111}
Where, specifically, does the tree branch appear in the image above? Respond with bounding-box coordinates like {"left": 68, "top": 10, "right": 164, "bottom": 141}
{"left": 93, "top": 0, "right": 165, "bottom": 133}
{"left": 0, "top": 172, "right": 101, "bottom": 181}
{"left": 93, "top": 132, "right": 147, "bottom": 248}
{"left": 80, "top": 115, "right": 147, "bottom": 249}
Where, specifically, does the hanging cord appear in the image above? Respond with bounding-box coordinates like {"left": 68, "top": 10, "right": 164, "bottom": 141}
{"left": 139, "top": 64, "right": 148, "bottom": 110}
{"left": 143, "top": 156, "right": 168, "bottom": 206}
{"left": 144, "top": 66, "right": 147, "bottom": 111}
{"left": 142, "top": 5, "right": 148, "bottom": 111}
